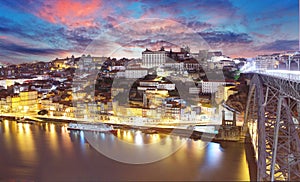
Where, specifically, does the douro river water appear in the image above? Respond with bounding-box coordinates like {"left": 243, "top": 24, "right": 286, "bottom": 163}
{"left": 0, "top": 120, "right": 255, "bottom": 181}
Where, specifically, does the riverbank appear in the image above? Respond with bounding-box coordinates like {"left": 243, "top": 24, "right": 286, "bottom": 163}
{"left": 0, "top": 113, "right": 244, "bottom": 142}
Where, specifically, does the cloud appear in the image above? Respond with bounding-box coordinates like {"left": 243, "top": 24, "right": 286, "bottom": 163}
{"left": 184, "top": 20, "right": 212, "bottom": 31}
{"left": 199, "top": 0, "right": 237, "bottom": 14}
{"left": 199, "top": 31, "right": 253, "bottom": 44}
{"left": 0, "top": 15, "right": 101, "bottom": 54}
{"left": 258, "top": 40, "right": 299, "bottom": 52}
{"left": 0, "top": 36, "right": 68, "bottom": 63}
{"left": 139, "top": 0, "right": 237, "bottom": 24}
{"left": 62, "top": 27, "right": 104, "bottom": 53}
{"left": 0, "top": 16, "right": 63, "bottom": 46}
{"left": 36, "top": 0, "right": 102, "bottom": 28}
{"left": 0, "top": 17, "right": 34, "bottom": 39}
{"left": 126, "top": 39, "right": 179, "bottom": 50}
{"left": 80, "top": 18, "right": 212, "bottom": 59}
{"left": 0, "top": 37, "right": 67, "bottom": 55}
{"left": 0, "top": 0, "right": 298, "bottom": 62}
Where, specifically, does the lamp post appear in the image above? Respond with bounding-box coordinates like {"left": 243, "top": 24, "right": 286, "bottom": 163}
{"left": 288, "top": 55, "right": 291, "bottom": 71}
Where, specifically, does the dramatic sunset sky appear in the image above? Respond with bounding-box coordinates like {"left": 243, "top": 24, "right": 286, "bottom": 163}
{"left": 0, "top": 0, "right": 298, "bottom": 63}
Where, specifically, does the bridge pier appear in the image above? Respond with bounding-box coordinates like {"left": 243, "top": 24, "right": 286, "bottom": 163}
{"left": 221, "top": 109, "right": 236, "bottom": 126}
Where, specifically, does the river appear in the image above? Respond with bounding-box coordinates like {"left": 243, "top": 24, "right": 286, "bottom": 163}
{"left": 0, "top": 119, "right": 255, "bottom": 181}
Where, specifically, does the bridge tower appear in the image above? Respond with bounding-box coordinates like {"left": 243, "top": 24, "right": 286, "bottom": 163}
{"left": 244, "top": 73, "right": 300, "bottom": 181}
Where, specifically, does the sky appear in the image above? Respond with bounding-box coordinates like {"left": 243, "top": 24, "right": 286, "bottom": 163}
{"left": 0, "top": 0, "right": 298, "bottom": 63}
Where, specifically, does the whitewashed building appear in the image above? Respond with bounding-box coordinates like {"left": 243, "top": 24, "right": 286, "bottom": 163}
{"left": 142, "top": 47, "right": 168, "bottom": 68}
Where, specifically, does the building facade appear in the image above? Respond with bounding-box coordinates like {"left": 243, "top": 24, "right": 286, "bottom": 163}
{"left": 142, "top": 47, "right": 168, "bottom": 68}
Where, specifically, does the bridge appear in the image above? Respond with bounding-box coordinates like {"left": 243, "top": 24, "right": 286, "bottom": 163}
{"left": 243, "top": 68, "right": 300, "bottom": 181}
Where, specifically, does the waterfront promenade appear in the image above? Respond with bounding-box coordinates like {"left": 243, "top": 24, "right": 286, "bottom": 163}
{"left": 0, "top": 112, "right": 243, "bottom": 142}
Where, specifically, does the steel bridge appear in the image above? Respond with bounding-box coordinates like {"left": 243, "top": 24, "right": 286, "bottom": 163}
{"left": 244, "top": 71, "right": 300, "bottom": 181}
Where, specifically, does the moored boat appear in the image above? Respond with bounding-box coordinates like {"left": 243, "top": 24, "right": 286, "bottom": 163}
{"left": 16, "top": 117, "right": 35, "bottom": 124}
{"left": 67, "top": 122, "right": 116, "bottom": 133}
{"left": 142, "top": 129, "right": 158, "bottom": 134}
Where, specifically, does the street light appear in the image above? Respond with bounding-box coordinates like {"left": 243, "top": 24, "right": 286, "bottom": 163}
{"left": 288, "top": 55, "right": 291, "bottom": 71}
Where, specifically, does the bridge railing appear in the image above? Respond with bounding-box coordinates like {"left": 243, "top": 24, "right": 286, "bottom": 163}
{"left": 247, "top": 70, "right": 300, "bottom": 82}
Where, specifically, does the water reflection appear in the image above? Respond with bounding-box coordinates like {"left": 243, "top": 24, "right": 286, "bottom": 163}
{"left": 135, "top": 131, "right": 143, "bottom": 145}
{"left": 113, "top": 129, "right": 170, "bottom": 145}
{"left": 15, "top": 123, "right": 37, "bottom": 176}
{"left": 4, "top": 119, "right": 10, "bottom": 132}
{"left": 0, "top": 120, "right": 252, "bottom": 181}
{"left": 206, "top": 142, "right": 223, "bottom": 167}
{"left": 82, "top": 128, "right": 215, "bottom": 164}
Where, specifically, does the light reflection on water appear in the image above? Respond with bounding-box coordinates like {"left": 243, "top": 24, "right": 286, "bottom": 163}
{"left": 0, "top": 120, "right": 252, "bottom": 181}
{"left": 84, "top": 128, "right": 188, "bottom": 164}
{"left": 15, "top": 123, "right": 37, "bottom": 176}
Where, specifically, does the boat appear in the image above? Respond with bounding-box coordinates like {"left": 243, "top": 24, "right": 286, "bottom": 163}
{"left": 142, "top": 129, "right": 158, "bottom": 134}
{"left": 16, "top": 116, "right": 35, "bottom": 124}
{"left": 67, "top": 122, "right": 116, "bottom": 133}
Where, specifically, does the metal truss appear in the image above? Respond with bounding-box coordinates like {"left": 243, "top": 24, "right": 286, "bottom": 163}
{"left": 245, "top": 74, "right": 300, "bottom": 181}
{"left": 260, "top": 74, "right": 300, "bottom": 102}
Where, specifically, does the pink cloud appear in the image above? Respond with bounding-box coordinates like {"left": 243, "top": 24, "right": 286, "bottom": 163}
{"left": 0, "top": 35, "right": 8, "bottom": 39}
{"left": 37, "top": 0, "right": 102, "bottom": 28}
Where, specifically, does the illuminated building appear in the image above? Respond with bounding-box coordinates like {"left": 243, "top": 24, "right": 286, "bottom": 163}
{"left": 200, "top": 81, "right": 235, "bottom": 94}
{"left": 78, "top": 54, "right": 94, "bottom": 71}
{"left": 19, "top": 91, "right": 38, "bottom": 112}
{"left": 142, "top": 47, "right": 168, "bottom": 68}
{"left": 53, "top": 59, "right": 66, "bottom": 69}
{"left": 0, "top": 98, "right": 7, "bottom": 112}
{"left": 124, "top": 67, "right": 148, "bottom": 79}
{"left": 6, "top": 95, "right": 21, "bottom": 112}
{"left": 255, "top": 54, "right": 278, "bottom": 70}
